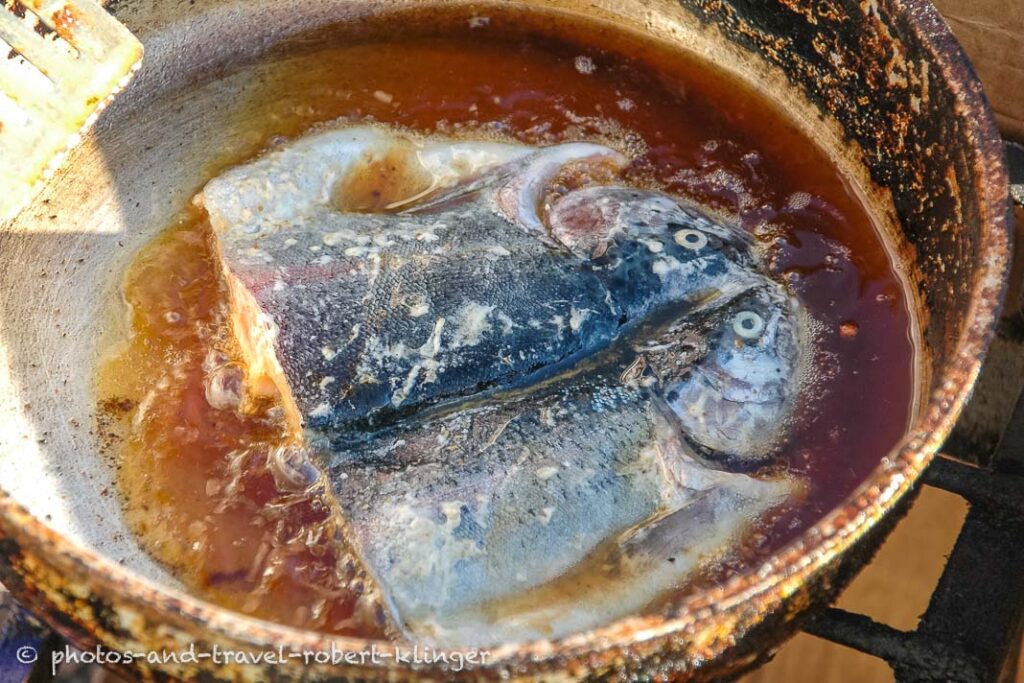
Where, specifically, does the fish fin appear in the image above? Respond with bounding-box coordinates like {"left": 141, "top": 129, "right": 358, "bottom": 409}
{"left": 495, "top": 143, "right": 628, "bottom": 249}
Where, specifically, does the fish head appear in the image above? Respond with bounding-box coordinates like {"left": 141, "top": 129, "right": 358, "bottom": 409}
{"left": 546, "top": 186, "right": 762, "bottom": 318}
{"left": 546, "top": 186, "right": 752, "bottom": 260}
{"left": 660, "top": 282, "right": 806, "bottom": 466}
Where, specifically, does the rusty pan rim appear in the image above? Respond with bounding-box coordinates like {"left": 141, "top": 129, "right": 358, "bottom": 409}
{"left": 0, "top": 0, "right": 1013, "bottom": 675}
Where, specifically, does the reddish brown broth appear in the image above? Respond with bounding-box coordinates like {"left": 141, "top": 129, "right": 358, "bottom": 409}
{"left": 97, "top": 18, "right": 915, "bottom": 637}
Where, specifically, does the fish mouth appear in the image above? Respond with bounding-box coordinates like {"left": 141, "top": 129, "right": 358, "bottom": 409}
{"left": 684, "top": 279, "right": 765, "bottom": 317}
{"left": 635, "top": 276, "right": 770, "bottom": 339}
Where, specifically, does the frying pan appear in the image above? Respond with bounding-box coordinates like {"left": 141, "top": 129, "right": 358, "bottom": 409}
{"left": 0, "top": 0, "right": 1011, "bottom": 680}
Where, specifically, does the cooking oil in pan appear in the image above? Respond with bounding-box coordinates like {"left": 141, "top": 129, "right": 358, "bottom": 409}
{"left": 96, "top": 11, "right": 917, "bottom": 643}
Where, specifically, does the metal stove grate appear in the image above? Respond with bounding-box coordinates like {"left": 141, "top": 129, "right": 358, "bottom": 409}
{"left": 805, "top": 444, "right": 1024, "bottom": 683}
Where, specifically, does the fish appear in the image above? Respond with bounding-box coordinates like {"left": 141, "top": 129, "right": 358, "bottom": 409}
{"left": 324, "top": 358, "right": 795, "bottom": 646}
{"left": 196, "top": 125, "right": 765, "bottom": 444}
{"left": 194, "top": 124, "right": 808, "bottom": 646}
{"left": 659, "top": 284, "right": 807, "bottom": 465}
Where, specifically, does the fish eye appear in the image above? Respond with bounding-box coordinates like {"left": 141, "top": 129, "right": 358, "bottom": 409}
{"left": 673, "top": 229, "right": 708, "bottom": 251}
{"left": 733, "top": 311, "right": 765, "bottom": 340}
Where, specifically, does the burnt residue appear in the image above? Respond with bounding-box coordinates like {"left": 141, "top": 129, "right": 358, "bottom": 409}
{"left": 50, "top": 5, "right": 80, "bottom": 43}
{"left": 682, "top": 0, "right": 1011, "bottom": 370}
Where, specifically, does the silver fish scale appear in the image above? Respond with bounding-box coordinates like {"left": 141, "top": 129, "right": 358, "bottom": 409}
{"left": 333, "top": 382, "right": 672, "bottom": 612}
{"left": 329, "top": 372, "right": 790, "bottom": 645}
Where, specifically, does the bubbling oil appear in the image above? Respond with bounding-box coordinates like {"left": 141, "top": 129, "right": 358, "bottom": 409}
{"left": 96, "top": 11, "right": 916, "bottom": 638}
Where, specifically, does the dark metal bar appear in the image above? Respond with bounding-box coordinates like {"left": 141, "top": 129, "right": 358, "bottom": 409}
{"left": 805, "top": 608, "right": 984, "bottom": 682}
{"left": 803, "top": 372, "right": 1024, "bottom": 681}
{"left": 1006, "top": 141, "right": 1024, "bottom": 209}
{"left": 907, "top": 388, "right": 1024, "bottom": 683}
{"left": 922, "top": 456, "right": 1024, "bottom": 518}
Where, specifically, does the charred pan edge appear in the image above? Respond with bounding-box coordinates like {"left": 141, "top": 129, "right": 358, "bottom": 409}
{"left": 0, "top": 0, "right": 1012, "bottom": 680}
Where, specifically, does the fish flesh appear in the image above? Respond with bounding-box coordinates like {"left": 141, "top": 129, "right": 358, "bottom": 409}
{"left": 195, "top": 124, "right": 807, "bottom": 646}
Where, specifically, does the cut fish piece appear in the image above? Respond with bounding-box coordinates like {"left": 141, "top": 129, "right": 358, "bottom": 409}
{"left": 326, "top": 371, "right": 794, "bottom": 646}
{"left": 201, "top": 127, "right": 532, "bottom": 233}
{"left": 196, "top": 125, "right": 763, "bottom": 443}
